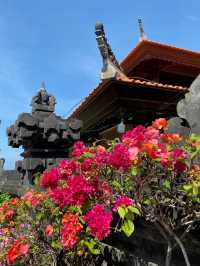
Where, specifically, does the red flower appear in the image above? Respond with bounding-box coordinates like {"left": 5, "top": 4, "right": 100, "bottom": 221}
{"left": 84, "top": 204, "right": 112, "bottom": 240}
{"left": 61, "top": 213, "right": 83, "bottom": 249}
{"left": 172, "top": 148, "right": 188, "bottom": 173}
{"left": 174, "top": 161, "right": 187, "bottom": 173}
{"left": 152, "top": 118, "right": 168, "bottom": 130}
{"left": 6, "top": 237, "right": 29, "bottom": 264}
{"left": 113, "top": 196, "right": 134, "bottom": 212}
{"left": 45, "top": 224, "right": 54, "bottom": 237}
{"left": 10, "top": 198, "right": 18, "bottom": 206}
{"left": 142, "top": 143, "right": 157, "bottom": 159}
{"left": 161, "top": 133, "right": 182, "bottom": 144}
{"left": 4, "top": 209, "right": 15, "bottom": 221}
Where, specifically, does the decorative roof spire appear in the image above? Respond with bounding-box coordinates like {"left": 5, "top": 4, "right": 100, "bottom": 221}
{"left": 138, "top": 18, "right": 147, "bottom": 41}
{"left": 40, "top": 81, "right": 46, "bottom": 91}
{"left": 95, "top": 22, "right": 128, "bottom": 80}
{"left": 95, "top": 22, "right": 122, "bottom": 70}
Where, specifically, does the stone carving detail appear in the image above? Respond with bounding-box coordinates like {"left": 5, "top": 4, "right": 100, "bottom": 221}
{"left": 6, "top": 83, "right": 83, "bottom": 186}
{"left": 31, "top": 82, "right": 56, "bottom": 112}
{"left": 167, "top": 74, "right": 200, "bottom": 134}
{"left": 95, "top": 23, "right": 127, "bottom": 80}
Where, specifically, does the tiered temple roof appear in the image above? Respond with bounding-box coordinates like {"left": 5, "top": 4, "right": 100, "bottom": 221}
{"left": 68, "top": 25, "right": 200, "bottom": 139}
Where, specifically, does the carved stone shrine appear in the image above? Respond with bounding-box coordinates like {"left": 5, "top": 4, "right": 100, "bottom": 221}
{"left": 0, "top": 83, "right": 82, "bottom": 194}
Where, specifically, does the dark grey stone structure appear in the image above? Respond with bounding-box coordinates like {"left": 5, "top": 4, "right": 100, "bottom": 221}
{"left": 168, "top": 74, "right": 200, "bottom": 135}
{"left": 0, "top": 83, "right": 83, "bottom": 194}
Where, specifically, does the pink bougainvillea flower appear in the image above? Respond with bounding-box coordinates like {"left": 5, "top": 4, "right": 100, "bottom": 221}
{"left": 128, "top": 147, "right": 139, "bottom": 161}
{"left": 122, "top": 125, "right": 146, "bottom": 148}
{"left": 144, "top": 126, "right": 160, "bottom": 144}
{"left": 113, "top": 196, "right": 134, "bottom": 212}
{"left": 81, "top": 158, "right": 94, "bottom": 172}
{"left": 58, "top": 160, "right": 77, "bottom": 178}
{"left": 71, "top": 141, "right": 86, "bottom": 157}
{"left": 40, "top": 167, "right": 60, "bottom": 188}
{"left": 84, "top": 204, "right": 112, "bottom": 240}
{"left": 49, "top": 175, "right": 95, "bottom": 207}
{"left": 172, "top": 148, "right": 187, "bottom": 160}
{"left": 108, "top": 144, "right": 131, "bottom": 171}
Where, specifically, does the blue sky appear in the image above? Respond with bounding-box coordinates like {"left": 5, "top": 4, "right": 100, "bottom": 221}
{"left": 0, "top": 0, "right": 199, "bottom": 169}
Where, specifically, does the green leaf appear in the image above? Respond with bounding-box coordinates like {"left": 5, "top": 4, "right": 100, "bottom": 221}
{"left": 143, "top": 199, "right": 151, "bottom": 205}
{"left": 183, "top": 184, "right": 192, "bottom": 192}
{"left": 130, "top": 166, "right": 138, "bottom": 176}
{"left": 36, "top": 212, "right": 44, "bottom": 222}
{"left": 112, "top": 180, "right": 121, "bottom": 189}
{"left": 162, "top": 180, "right": 171, "bottom": 190}
{"left": 192, "top": 184, "right": 199, "bottom": 196}
{"left": 118, "top": 206, "right": 128, "bottom": 219}
{"left": 128, "top": 206, "right": 140, "bottom": 216}
{"left": 121, "top": 219, "right": 135, "bottom": 237}
{"left": 83, "top": 240, "right": 101, "bottom": 255}
{"left": 51, "top": 241, "right": 62, "bottom": 249}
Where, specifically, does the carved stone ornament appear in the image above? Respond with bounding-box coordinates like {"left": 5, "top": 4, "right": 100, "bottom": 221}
{"left": 95, "top": 22, "right": 127, "bottom": 80}
{"left": 168, "top": 74, "right": 200, "bottom": 134}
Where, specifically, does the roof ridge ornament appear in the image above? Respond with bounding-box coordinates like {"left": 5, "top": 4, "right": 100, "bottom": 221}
{"left": 40, "top": 81, "right": 46, "bottom": 90}
{"left": 95, "top": 22, "right": 128, "bottom": 81}
{"left": 138, "top": 18, "right": 147, "bottom": 41}
{"left": 31, "top": 82, "right": 56, "bottom": 113}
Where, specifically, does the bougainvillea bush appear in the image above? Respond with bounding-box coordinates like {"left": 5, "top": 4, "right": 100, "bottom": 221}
{"left": 0, "top": 119, "right": 200, "bottom": 266}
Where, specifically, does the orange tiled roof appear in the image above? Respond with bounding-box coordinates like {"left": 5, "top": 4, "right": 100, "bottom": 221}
{"left": 69, "top": 77, "right": 187, "bottom": 118}
{"left": 69, "top": 39, "right": 197, "bottom": 118}
{"left": 121, "top": 39, "right": 200, "bottom": 74}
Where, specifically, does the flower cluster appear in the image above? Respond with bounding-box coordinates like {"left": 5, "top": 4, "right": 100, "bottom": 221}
{"left": 84, "top": 204, "right": 112, "bottom": 240}
{"left": 113, "top": 196, "right": 134, "bottom": 212}
{"left": 108, "top": 144, "right": 131, "bottom": 170}
{"left": 0, "top": 198, "right": 18, "bottom": 223}
{"left": 49, "top": 175, "right": 95, "bottom": 207}
{"left": 21, "top": 190, "right": 46, "bottom": 208}
{"left": 0, "top": 118, "right": 199, "bottom": 265}
{"left": 6, "top": 237, "right": 29, "bottom": 264}
{"left": 61, "top": 213, "right": 83, "bottom": 249}
{"left": 121, "top": 121, "right": 188, "bottom": 173}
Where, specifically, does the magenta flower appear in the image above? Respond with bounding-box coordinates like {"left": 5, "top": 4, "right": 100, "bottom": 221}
{"left": 108, "top": 144, "right": 131, "bottom": 171}
{"left": 40, "top": 167, "right": 60, "bottom": 188}
{"left": 113, "top": 196, "right": 134, "bottom": 212}
{"left": 84, "top": 204, "right": 112, "bottom": 240}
